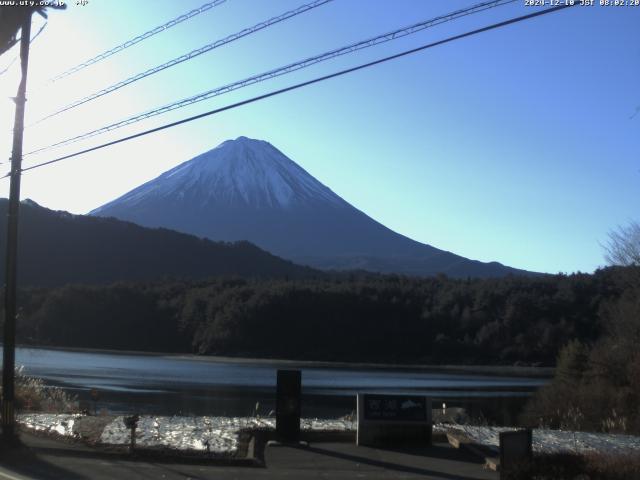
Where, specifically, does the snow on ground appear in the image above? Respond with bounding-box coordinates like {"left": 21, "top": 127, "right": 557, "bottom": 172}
{"left": 18, "top": 414, "right": 355, "bottom": 454}
{"left": 101, "top": 416, "right": 255, "bottom": 453}
{"left": 100, "top": 416, "right": 356, "bottom": 452}
{"left": 19, "top": 413, "right": 81, "bottom": 436}
{"left": 444, "top": 424, "right": 640, "bottom": 456}
{"left": 19, "top": 414, "right": 639, "bottom": 457}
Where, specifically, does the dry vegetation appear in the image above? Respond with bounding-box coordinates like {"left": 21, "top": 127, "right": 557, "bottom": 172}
{"left": 522, "top": 278, "right": 640, "bottom": 435}
{"left": 504, "top": 452, "right": 640, "bottom": 480}
{"left": 9, "top": 366, "right": 77, "bottom": 412}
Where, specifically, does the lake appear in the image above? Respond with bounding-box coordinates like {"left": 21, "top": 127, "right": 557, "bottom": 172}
{"left": 13, "top": 347, "right": 549, "bottom": 424}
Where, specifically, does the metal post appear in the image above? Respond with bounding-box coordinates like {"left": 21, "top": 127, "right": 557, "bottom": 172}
{"left": 2, "top": 9, "right": 32, "bottom": 442}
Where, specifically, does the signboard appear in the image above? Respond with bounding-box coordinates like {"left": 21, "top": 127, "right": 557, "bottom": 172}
{"left": 357, "top": 394, "right": 432, "bottom": 447}
{"left": 363, "top": 394, "right": 427, "bottom": 421}
{"left": 276, "top": 369, "right": 301, "bottom": 442}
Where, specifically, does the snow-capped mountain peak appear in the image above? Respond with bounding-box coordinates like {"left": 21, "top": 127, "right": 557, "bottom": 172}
{"left": 104, "top": 136, "right": 343, "bottom": 211}
{"left": 91, "top": 136, "right": 528, "bottom": 278}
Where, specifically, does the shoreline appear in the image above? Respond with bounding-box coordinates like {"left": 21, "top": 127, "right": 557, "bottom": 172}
{"left": 13, "top": 343, "right": 554, "bottom": 378}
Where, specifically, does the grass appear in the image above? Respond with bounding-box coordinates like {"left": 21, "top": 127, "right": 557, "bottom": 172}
{"left": 8, "top": 366, "right": 78, "bottom": 413}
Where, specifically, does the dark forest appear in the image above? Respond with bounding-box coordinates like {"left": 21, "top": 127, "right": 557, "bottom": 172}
{"left": 11, "top": 266, "right": 637, "bottom": 367}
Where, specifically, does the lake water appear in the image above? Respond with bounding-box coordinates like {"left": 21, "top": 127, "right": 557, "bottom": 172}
{"left": 12, "top": 347, "right": 549, "bottom": 424}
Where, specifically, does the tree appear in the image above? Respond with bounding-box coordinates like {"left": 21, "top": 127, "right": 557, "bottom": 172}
{"left": 0, "top": 4, "right": 64, "bottom": 58}
{"left": 603, "top": 220, "right": 640, "bottom": 266}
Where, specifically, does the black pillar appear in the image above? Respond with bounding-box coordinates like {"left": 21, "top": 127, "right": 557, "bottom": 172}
{"left": 276, "top": 369, "right": 301, "bottom": 442}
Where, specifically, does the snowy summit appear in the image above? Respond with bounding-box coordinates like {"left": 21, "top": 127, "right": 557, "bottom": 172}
{"left": 103, "top": 136, "right": 343, "bottom": 211}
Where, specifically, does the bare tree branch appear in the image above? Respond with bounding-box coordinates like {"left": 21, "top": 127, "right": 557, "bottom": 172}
{"left": 603, "top": 221, "right": 640, "bottom": 266}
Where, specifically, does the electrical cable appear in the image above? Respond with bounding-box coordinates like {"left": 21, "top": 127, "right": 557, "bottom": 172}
{"left": 0, "top": 21, "right": 47, "bottom": 77}
{"left": 48, "top": 0, "right": 228, "bottom": 82}
{"left": 30, "top": 0, "right": 334, "bottom": 125}
{"left": 4, "top": 3, "right": 576, "bottom": 179}
{"left": 25, "top": 0, "right": 517, "bottom": 156}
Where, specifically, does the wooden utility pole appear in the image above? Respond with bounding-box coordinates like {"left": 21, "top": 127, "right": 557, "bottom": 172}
{"left": 2, "top": 9, "right": 32, "bottom": 443}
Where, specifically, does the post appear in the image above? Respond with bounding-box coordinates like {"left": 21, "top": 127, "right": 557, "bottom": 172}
{"left": 275, "top": 369, "right": 301, "bottom": 442}
{"left": 90, "top": 388, "right": 99, "bottom": 415}
{"left": 124, "top": 414, "right": 140, "bottom": 454}
{"left": 499, "top": 428, "right": 533, "bottom": 479}
{"left": 2, "top": 9, "right": 32, "bottom": 442}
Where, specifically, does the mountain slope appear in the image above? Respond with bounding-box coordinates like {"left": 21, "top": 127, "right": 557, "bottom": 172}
{"left": 0, "top": 199, "right": 314, "bottom": 287}
{"left": 91, "top": 136, "right": 531, "bottom": 278}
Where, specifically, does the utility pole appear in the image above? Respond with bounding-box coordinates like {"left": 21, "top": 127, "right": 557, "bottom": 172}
{"left": 2, "top": 9, "right": 32, "bottom": 443}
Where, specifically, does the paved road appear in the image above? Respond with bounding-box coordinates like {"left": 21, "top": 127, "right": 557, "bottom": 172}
{"left": 0, "top": 433, "right": 497, "bottom": 480}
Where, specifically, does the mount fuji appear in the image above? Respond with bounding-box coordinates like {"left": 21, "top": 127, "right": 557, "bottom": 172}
{"left": 91, "top": 136, "right": 529, "bottom": 278}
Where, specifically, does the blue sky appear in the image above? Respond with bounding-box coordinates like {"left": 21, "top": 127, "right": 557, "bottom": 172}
{"left": 0, "top": 0, "right": 638, "bottom": 274}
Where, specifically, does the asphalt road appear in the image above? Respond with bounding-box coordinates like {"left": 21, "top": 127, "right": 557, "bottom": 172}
{"left": 0, "top": 432, "right": 497, "bottom": 480}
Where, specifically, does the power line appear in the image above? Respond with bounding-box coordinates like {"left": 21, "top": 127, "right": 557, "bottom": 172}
{"left": 0, "top": 56, "right": 17, "bottom": 76}
{"left": 31, "top": 0, "right": 334, "bottom": 126}
{"left": 25, "top": 0, "right": 517, "bottom": 157}
{"left": 30, "top": 20, "right": 48, "bottom": 43}
{"left": 0, "top": 21, "right": 47, "bottom": 77}
{"left": 48, "top": 0, "right": 228, "bottom": 83}
{"left": 8, "top": 3, "right": 576, "bottom": 179}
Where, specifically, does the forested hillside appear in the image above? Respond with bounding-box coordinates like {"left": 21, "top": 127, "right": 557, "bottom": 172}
{"left": 12, "top": 266, "right": 637, "bottom": 365}
{"left": 0, "top": 199, "right": 315, "bottom": 286}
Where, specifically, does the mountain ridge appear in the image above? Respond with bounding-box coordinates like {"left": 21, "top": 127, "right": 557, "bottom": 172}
{"left": 0, "top": 198, "right": 315, "bottom": 287}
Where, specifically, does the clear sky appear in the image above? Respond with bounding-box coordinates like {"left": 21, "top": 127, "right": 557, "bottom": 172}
{"left": 0, "top": 0, "right": 638, "bottom": 274}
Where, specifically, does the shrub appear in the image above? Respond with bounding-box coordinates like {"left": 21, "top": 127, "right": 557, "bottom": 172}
{"left": 522, "top": 285, "right": 640, "bottom": 435}
{"left": 7, "top": 366, "right": 77, "bottom": 413}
